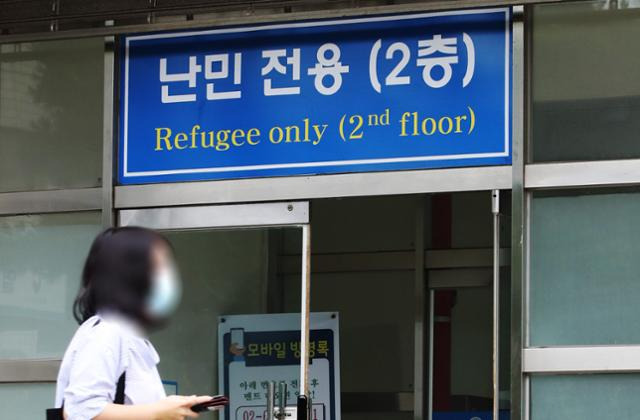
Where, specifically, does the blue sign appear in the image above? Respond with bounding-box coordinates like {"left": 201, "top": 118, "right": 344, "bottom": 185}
{"left": 119, "top": 9, "right": 511, "bottom": 184}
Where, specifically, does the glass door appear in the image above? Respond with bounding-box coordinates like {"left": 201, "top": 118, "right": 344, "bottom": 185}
{"left": 428, "top": 191, "right": 510, "bottom": 420}
{"left": 118, "top": 201, "right": 311, "bottom": 420}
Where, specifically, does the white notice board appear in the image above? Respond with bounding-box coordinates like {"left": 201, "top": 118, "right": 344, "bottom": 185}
{"left": 218, "top": 312, "right": 340, "bottom": 420}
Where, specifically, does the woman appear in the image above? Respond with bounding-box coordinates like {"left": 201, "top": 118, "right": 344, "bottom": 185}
{"left": 54, "top": 227, "right": 211, "bottom": 419}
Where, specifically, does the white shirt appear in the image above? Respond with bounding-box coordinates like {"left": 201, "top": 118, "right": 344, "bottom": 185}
{"left": 55, "top": 312, "right": 167, "bottom": 420}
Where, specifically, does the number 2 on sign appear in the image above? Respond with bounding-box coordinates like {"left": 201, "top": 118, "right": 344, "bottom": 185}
{"left": 339, "top": 114, "right": 364, "bottom": 141}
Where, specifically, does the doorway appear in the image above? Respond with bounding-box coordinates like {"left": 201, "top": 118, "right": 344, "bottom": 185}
{"left": 117, "top": 192, "right": 510, "bottom": 420}
{"left": 280, "top": 192, "right": 510, "bottom": 420}
{"left": 118, "top": 202, "right": 312, "bottom": 420}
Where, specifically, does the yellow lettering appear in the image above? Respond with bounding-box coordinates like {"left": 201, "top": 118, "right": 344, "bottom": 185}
{"left": 285, "top": 125, "right": 300, "bottom": 143}
{"left": 154, "top": 125, "right": 264, "bottom": 151}
{"left": 190, "top": 125, "right": 201, "bottom": 148}
{"left": 247, "top": 128, "right": 260, "bottom": 145}
{"left": 202, "top": 132, "right": 215, "bottom": 148}
{"left": 454, "top": 115, "right": 466, "bottom": 133}
{"left": 269, "top": 126, "right": 284, "bottom": 144}
{"left": 216, "top": 130, "right": 230, "bottom": 151}
{"left": 231, "top": 129, "right": 245, "bottom": 147}
{"left": 399, "top": 112, "right": 411, "bottom": 137}
{"left": 439, "top": 117, "right": 453, "bottom": 135}
{"left": 312, "top": 124, "right": 328, "bottom": 146}
{"left": 155, "top": 128, "right": 173, "bottom": 151}
{"left": 174, "top": 133, "right": 188, "bottom": 149}
{"left": 421, "top": 118, "right": 436, "bottom": 136}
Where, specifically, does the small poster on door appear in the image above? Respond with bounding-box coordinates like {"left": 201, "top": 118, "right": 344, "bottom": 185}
{"left": 218, "top": 313, "right": 341, "bottom": 420}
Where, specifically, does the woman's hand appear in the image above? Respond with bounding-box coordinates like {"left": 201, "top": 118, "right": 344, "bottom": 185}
{"left": 93, "top": 395, "right": 212, "bottom": 420}
{"left": 150, "top": 395, "right": 213, "bottom": 420}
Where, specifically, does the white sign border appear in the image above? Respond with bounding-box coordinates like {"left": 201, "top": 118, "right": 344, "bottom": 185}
{"left": 122, "top": 8, "right": 510, "bottom": 178}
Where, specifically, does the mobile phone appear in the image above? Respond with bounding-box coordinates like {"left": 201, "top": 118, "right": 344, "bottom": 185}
{"left": 191, "top": 395, "right": 229, "bottom": 413}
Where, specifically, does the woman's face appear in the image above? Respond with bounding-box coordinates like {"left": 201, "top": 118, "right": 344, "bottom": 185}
{"left": 146, "top": 241, "right": 182, "bottom": 319}
{"left": 151, "top": 240, "right": 173, "bottom": 274}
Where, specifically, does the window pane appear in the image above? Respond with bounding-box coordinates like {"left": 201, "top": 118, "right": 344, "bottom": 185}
{"left": 532, "top": 1, "right": 640, "bottom": 162}
{"left": 0, "top": 212, "right": 102, "bottom": 358}
{"left": 0, "top": 383, "right": 55, "bottom": 419}
{"left": 531, "top": 374, "right": 640, "bottom": 420}
{"left": 0, "top": 38, "right": 103, "bottom": 192}
{"left": 530, "top": 189, "right": 640, "bottom": 346}
{"left": 151, "top": 227, "right": 302, "bottom": 404}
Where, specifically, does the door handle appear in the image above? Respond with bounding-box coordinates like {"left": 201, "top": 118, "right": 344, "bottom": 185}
{"left": 267, "top": 381, "right": 275, "bottom": 420}
{"left": 278, "top": 381, "right": 287, "bottom": 417}
{"left": 297, "top": 395, "right": 309, "bottom": 420}
{"left": 267, "top": 380, "right": 307, "bottom": 420}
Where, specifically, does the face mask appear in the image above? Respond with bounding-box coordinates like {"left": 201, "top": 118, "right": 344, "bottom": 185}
{"left": 146, "top": 264, "right": 182, "bottom": 318}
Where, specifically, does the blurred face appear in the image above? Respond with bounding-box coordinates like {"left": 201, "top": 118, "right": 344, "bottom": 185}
{"left": 145, "top": 241, "right": 182, "bottom": 320}
{"left": 151, "top": 240, "right": 173, "bottom": 274}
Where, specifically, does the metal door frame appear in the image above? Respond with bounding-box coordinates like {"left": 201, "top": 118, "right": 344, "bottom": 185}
{"left": 118, "top": 200, "right": 313, "bottom": 399}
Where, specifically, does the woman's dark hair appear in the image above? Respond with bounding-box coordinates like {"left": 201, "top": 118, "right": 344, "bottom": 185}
{"left": 73, "top": 226, "right": 171, "bottom": 325}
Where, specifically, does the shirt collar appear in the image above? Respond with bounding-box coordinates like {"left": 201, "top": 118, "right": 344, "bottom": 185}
{"left": 96, "top": 311, "right": 161, "bottom": 366}
{"left": 97, "top": 310, "right": 147, "bottom": 338}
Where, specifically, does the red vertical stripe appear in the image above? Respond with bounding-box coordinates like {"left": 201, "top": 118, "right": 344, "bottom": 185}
{"left": 431, "top": 194, "right": 454, "bottom": 412}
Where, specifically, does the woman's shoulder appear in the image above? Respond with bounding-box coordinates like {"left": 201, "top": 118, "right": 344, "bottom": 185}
{"left": 70, "top": 312, "right": 156, "bottom": 365}
{"left": 72, "top": 314, "right": 134, "bottom": 353}
{"left": 58, "top": 315, "right": 129, "bottom": 380}
{"left": 63, "top": 314, "right": 138, "bottom": 372}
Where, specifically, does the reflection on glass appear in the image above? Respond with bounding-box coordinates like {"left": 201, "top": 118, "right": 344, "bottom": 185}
{"left": 0, "top": 39, "right": 103, "bottom": 192}
{"left": 430, "top": 282, "right": 510, "bottom": 420}
{"left": 0, "top": 212, "right": 102, "bottom": 358}
{"left": 0, "top": 383, "right": 56, "bottom": 419}
{"left": 151, "top": 227, "right": 303, "bottom": 419}
{"left": 298, "top": 196, "right": 418, "bottom": 420}
{"left": 530, "top": 189, "right": 640, "bottom": 346}
{"left": 531, "top": 374, "right": 640, "bottom": 420}
{"left": 532, "top": 1, "right": 640, "bottom": 162}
